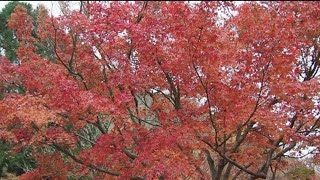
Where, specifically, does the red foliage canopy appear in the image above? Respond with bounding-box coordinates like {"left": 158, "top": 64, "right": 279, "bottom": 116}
{"left": 0, "top": 1, "right": 319, "bottom": 179}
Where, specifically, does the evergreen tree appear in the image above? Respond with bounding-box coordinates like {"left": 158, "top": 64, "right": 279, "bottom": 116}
{"left": 0, "top": 1, "right": 36, "bottom": 63}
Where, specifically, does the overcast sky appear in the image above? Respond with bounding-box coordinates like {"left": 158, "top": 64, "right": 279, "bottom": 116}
{"left": 0, "top": 1, "right": 245, "bottom": 17}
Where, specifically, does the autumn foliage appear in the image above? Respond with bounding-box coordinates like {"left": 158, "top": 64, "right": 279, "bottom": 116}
{"left": 0, "top": 1, "right": 319, "bottom": 179}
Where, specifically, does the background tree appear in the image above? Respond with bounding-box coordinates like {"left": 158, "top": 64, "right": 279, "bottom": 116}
{"left": 0, "top": 1, "right": 319, "bottom": 179}
{"left": 0, "top": 1, "right": 55, "bottom": 64}
{"left": 0, "top": 1, "right": 36, "bottom": 63}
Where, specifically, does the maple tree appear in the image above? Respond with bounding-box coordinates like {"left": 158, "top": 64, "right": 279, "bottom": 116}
{"left": 0, "top": 1, "right": 319, "bottom": 179}
{"left": 0, "top": 2, "right": 49, "bottom": 176}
